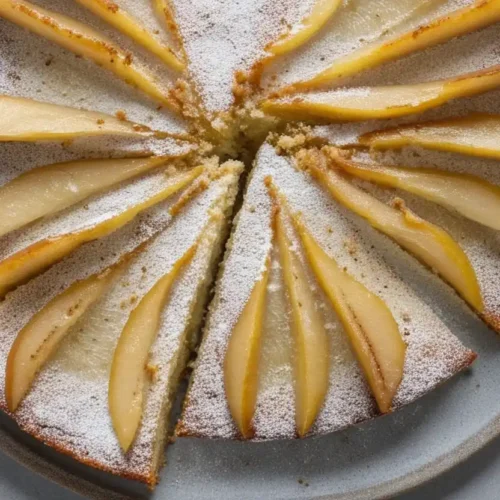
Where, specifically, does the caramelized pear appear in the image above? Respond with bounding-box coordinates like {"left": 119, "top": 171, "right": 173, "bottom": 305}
{"left": 109, "top": 245, "right": 196, "bottom": 452}
{"left": 76, "top": 0, "right": 184, "bottom": 71}
{"left": 334, "top": 153, "right": 500, "bottom": 230}
{"left": 286, "top": 0, "right": 500, "bottom": 91}
{"left": 0, "top": 156, "right": 169, "bottom": 238}
{"left": 0, "top": 95, "right": 150, "bottom": 141}
{"left": 0, "top": 167, "right": 203, "bottom": 298}
{"left": 293, "top": 217, "right": 406, "bottom": 413}
{"left": 274, "top": 196, "right": 329, "bottom": 437}
{"left": 305, "top": 156, "right": 483, "bottom": 312}
{"left": 224, "top": 264, "right": 269, "bottom": 438}
{"left": 0, "top": 0, "right": 177, "bottom": 110}
{"left": 265, "top": 0, "right": 342, "bottom": 57}
{"left": 360, "top": 114, "right": 500, "bottom": 160}
{"left": 263, "top": 66, "right": 500, "bottom": 121}
{"left": 5, "top": 268, "right": 118, "bottom": 411}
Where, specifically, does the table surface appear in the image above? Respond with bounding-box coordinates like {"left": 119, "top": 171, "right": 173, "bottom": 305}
{"left": 0, "top": 435, "right": 498, "bottom": 500}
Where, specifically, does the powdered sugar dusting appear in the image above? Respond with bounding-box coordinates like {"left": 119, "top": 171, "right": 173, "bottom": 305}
{"left": 179, "top": 143, "right": 474, "bottom": 440}
{"left": 0, "top": 168, "right": 192, "bottom": 262}
{"left": 0, "top": 167, "right": 240, "bottom": 480}
{"left": 169, "top": 0, "right": 315, "bottom": 113}
{"left": 0, "top": 1, "right": 187, "bottom": 134}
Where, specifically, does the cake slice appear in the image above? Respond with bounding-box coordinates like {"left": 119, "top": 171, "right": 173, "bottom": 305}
{"left": 0, "top": 160, "right": 241, "bottom": 485}
{"left": 177, "top": 142, "right": 476, "bottom": 440}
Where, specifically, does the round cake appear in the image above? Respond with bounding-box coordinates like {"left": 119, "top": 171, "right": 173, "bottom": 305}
{"left": 0, "top": 0, "right": 499, "bottom": 488}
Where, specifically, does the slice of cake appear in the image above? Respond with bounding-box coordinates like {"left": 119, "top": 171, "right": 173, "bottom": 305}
{"left": 0, "top": 159, "right": 242, "bottom": 485}
{"left": 177, "top": 142, "right": 476, "bottom": 440}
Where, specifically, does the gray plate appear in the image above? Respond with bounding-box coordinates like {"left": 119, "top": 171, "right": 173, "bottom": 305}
{"left": 0, "top": 275, "right": 499, "bottom": 500}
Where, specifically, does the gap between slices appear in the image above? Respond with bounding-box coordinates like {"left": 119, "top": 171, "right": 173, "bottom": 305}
{"left": 0, "top": 166, "right": 203, "bottom": 299}
{"left": 264, "top": 0, "right": 342, "bottom": 57}
{"left": 332, "top": 151, "right": 500, "bottom": 231}
{"left": 296, "top": 148, "right": 483, "bottom": 313}
{"left": 0, "top": 156, "right": 173, "bottom": 238}
{"left": 75, "top": 0, "right": 184, "bottom": 72}
{"left": 262, "top": 65, "right": 500, "bottom": 121}
{"left": 0, "top": 95, "right": 153, "bottom": 141}
{"left": 266, "top": 180, "right": 330, "bottom": 437}
{"left": 109, "top": 244, "right": 196, "bottom": 452}
{"left": 224, "top": 257, "right": 270, "bottom": 439}
{"left": 266, "top": 179, "right": 406, "bottom": 415}
{"left": 5, "top": 262, "right": 124, "bottom": 412}
{"left": 281, "top": 0, "right": 500, "bottom": 93}
{"left": 0, "top": 0, "right": 178, "bottom": 111}
{"left": 360, "top": 114, "right": 500, "bottom": 160}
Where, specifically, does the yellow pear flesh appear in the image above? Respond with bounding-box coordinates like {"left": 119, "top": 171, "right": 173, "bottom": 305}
{"left": 5, "top": 269, "right": 117, "bottom": 412}
{"left": 265, "top": 0, "right": 342, "bottom": 57}
{"left": 307, "top": 162, "right": 483, "bottom": 312}
{"left": 0, "top": 156, "right": 169, "bottom": 238}
{"left": 263, "top": 65, "right": 500, "bottom": 121}
{"left": 0, "top": 95, "right": 150, "bottom": 141}
{"left": 294, "top": 219, "right": 406, "bottom": 413}
{"left": 0, "top": 167, "right": 203, "bottom": 298}
{"left": 286, "top": 0, "right": 500, "bottom": 92}
{"left": 0, "top": 0, "right": 176, "bottom": 110}
{"left": 275, "top": 205, "right": 329, "bottom": 437}
{"left": 334, "top": 154, "right": 500, "bottom": 230}
{"left": 76, "top": 0, "right": 184, "bottom": 71}
{"left": 109, "top": 245, "right": 196, "bottom": 452}
{"left": 360, "top": 114, "right": 500, "bottom": 160}
{"left": 224, "top": 265, "right": 269, "bottom": 438}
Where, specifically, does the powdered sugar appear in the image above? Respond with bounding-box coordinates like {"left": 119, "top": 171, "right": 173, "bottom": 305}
{"left": 179, "top": 143, "right": 474, "bottom": 440}
{"left": 0, "top": 166, "right": 240, "bottom": 480}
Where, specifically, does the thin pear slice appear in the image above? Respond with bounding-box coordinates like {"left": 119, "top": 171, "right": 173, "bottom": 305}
{"left": 274, "top": 198, "right": 329, "bottom": 437}
{"left": 265, "top": 0, "right": 342, "bottom": 57}
{"left": 0, "top": 156, "right": 170, "bottom": 238}
{"left": 0, "top": 0, "right": 177, "bottom": 110}
{"left": 5, "top": 267, "right": 118, "bottom": 412}
{"left": 224, "top": 264, "right": 269, "bottom": 439}
{"left": 333, "top": 152, "right": 500, "bottom": 230}
{"left": 76, "top": 0, "right": 184, "bottom": 71}
{"left": 0, "top": 95, "right": 151, "bottom": 141}
{"left": 109, "top": 245, "right": 196, "bottom": 452}
{"left": 360, "top": 114, "right": 500, "bottom": 160}
{"left": 263, "top": 65, "right": 500, "bottom": 121}
{"left": 0, "top": 166, "right": 203, "bottom": 299}
{"left": 293, "top": 216, "right": 406, "bottom": 413}
{"left": 305, "top": 158, "right": 483, "bottom": 312}
{"left": 286, "top": 0, "right": 500, "bottom": 92}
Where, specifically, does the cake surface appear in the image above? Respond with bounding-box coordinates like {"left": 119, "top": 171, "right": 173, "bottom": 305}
{"left": 0, "top": 0, "right": 499, "bottom": 489}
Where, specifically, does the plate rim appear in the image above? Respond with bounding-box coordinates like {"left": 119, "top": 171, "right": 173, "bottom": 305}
{"left": 0, "top": 410, "right": 498, "bottom": 500}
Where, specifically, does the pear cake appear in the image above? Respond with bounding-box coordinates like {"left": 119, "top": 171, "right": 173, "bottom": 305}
{"left": 1, "top": 0, "right": 500, "bottom": 490}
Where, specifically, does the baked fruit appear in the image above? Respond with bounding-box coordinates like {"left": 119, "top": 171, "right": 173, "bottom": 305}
{"left": 1, "top": 0, "right": 498, "bottom": 489}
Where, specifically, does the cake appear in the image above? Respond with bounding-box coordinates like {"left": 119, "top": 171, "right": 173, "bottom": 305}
{"left": 0, "top": 0, "right": 499, "bottom": 488}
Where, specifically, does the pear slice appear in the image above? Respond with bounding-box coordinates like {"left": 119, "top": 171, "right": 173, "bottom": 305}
{"left": 0, "top": 166, "right": 203, "bottom": 298}
{"left": 333, "top": 152, "right": 500, "bottom": 230}
{"left": 273, "top": 194, "right": 329, "bottom": 437}
{"left": 360, "top": 114, "right": 500, "bottom": 160}
{"left": 109, "top": 245, "right": 196, "bottom": 452}
{"left": 304, "top": 155, "right": 483, "bottom": 312}
{"left": 293, "top": 216, "right": 406, "bottom": 413}
{"left": 0, "top": 156, "right": 171, "bottom": 238}
{"left": 75, "top": 0, "right": 184, "bottom": 71}
{"left": 263, "top": 65, "right": 500, "bottom": 121}
{"left": 5, "top": 267, "right": 119, "bottom": 412}
{"left": 0, "top": 0, "right": 177, "bottom": 110}
{"left": 286, "top": 0, "right": 500, "bottom": 92}
{"left": 265, "top": 0, "right": 342, "bottom": 57}
{"left": 224, "top": 263, "right": 269, "bottom": 438}
{"left": 0, "top": 95, "right": 152, "bottom": 141}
